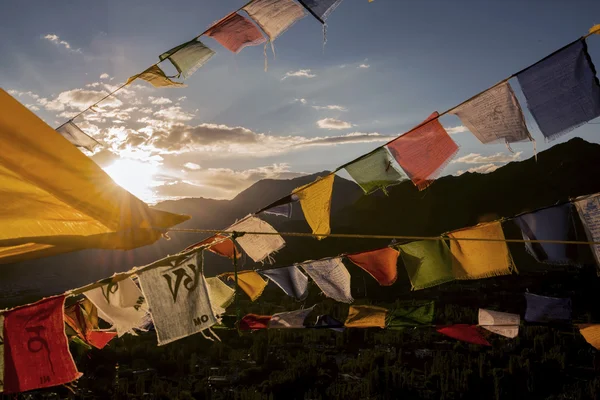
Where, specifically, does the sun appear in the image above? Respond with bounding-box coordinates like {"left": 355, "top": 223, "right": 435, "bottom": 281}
{"left": 103, "top": 159, "right": 159, "bottom": 204}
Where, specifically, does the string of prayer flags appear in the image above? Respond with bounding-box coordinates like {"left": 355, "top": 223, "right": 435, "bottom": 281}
{"left": 436, "top": 325, "right": 491, "bottom": 346}
{"left": 260, "top": 266, "right": 309, "bottom": 300}
{"left": 269, "top": 306, "right": 315, "bottom": 329}
{"left": 205, "top": 12, "right": 266, "bottom": 53}
{"left": 138, "top": 253, "right": 219, "bottom": 345}
{"left": 64, "top": 303, "right": 116, "bottom": 349}
{"left": 386, "top": 302, "right": 435, "bottom": 330}
{"left": 3, "top": 296, "right": 81, "bottom": 393}
{"left": 514, "top": 204, "right": 579, "bottom": 266}
{"left": 449, "top": 82, "right": 532, "bottom": 146}
{"left": 524, "top": 293, "right": 572, "bottom": 323}
{"left": 344, "top": 147, "right": 409, "bottom": 195}
{"left": 126, "top": 65, "right": 186, "bottom": 88}
{"left": 300, "top": 258, "right": 354, "bottom": 303}
{"left": 226, "top": 216, "right": 285, "bottom": 263}
{"left": 577, "top": 324, "right": 600, "bottom": 350}
{"left": 244, "top": 0, "right": 306, "bottom": 42}
{"left": 478, "top": 309, "right": 520, "bottom": 339}
{"left": 240, "top": 314, "right": 271, "bottom": 330}
{"left": 222, "top": 270, "right": 268, "bottom": 302}
{"left": 347, "top": 247, "right": 399, "bottom": 286}
{"left": 386, "top": 112, "right": 458, "bottom": 190}
{"left": 314, "top": 315, "right": 344, "bottom": 332}
{"left": 159, "top": 39, "right": 214, "bottom": 79}
{"left": 396, "top": 240, "right": 455, "bottom": 290}
{"left": 297, "top": 0, "right": 344, "bottom": 23}
{"left": 517, "top": 39, "right": 600, "bottom": 141}
{"left": 56, "top": 121, "right": 102, "bottom": 152}
{"left": 258, "top": 194, "right": 297, "bottom": 217}
{"left": 345, "top": 305, "right": 387, "bottom": 328}
{"left": 574, "top": 194, "right": 600, "bottom": 274}
{"left": 84, "top": 278, "right": 148, "bottom": 336}
{"left": 206, "top": 277, "right": 235, "bottom": 310}
{"left": 185, "top": 235, "right": 237, "bottom": 259}
{"left": 293, "top": 174, "right": 335, "bottom": 239}
{"left": 448, "top": 221, "right": 515, "bottom": 280}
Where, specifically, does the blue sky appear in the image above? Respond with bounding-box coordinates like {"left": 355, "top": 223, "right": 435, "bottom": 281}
{"left": 2, "top": 0, "right": 600, "bottom": 203}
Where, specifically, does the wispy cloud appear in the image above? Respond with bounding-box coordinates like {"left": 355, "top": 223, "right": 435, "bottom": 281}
{"left": 446, "top": 125, "right": 469, "bottom": 134}
{"left": 312, "top": 105, "right": 348, "bottom": 112}
{"left": 183, "top": 162, "right": 201, "bottom": 170}
{"left": 99, "top": 73, "right": 110, "bottom": 80}
{"left": 294, "top": 98, "right": 308, "bottom": 104}
{"left": 281, "top": 69, "right": 316, "bottom": 80}
{"left": 457, "top": 163, "right": 500, "bottom": 176}
{"left": 358, "top": 64, "right": 370, "bottom": 69}
{"left": 453, "top": 152, "right": 522, "bottom": 164}
{"left": 149, "top": 96, "right": 173, "bottom": 105}
{"left": 44, "top": 88, "right": 122, "bottom": 111}
{"left": 317, "top": 118, "right": 352, "bottom": 130}
{"left": 42, "top": 34, "right": 81, "bottom": 53}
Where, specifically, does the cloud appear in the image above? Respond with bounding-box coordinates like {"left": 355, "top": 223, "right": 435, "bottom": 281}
{"left": 312, "top": 105, "right": 347, "bottom": 112}
{"left": 26, "top": 104, "right": 40, "bottom": 111}
{"left": 282, "top": 69, "right": 316, "bottom": 80}
{"left": 457, "top": 163, "right": 500, "bottom": 176}
{"left": 178, "top": 96, "right": 187, "bottom": 102}
{"left": 149, "top": 96, "right": 172, "bottom": 105}
{"left": 453, "top": 152, "right": 522, "bottom": 164}
{"left": 154, "top": 106, "right": 194, "bottom": 121}
{"left": 294, "top": 132, "right": 394, "bottom": 147}
{"left": 295, "top": 98, "right": 308, "bottom": 105}
{"left": 43, "top": 34, "right": 81, "bottom": 53}
{"left": 358, "top": 64, "right": 370, "bottom": 69}
{"left": 183, "top": 162, "right": 201, "bottom": 170}
{"left": 100, "top": 73, "right": 110, "bottom": 80}
{"left": 44, "top": 88, "right": 122, "bottom": 112}
{"left": 317, "top": 118, "right": 352, "bottom": 130}
{"left": 446, "top": 125, "right": 469, "bottom": 134}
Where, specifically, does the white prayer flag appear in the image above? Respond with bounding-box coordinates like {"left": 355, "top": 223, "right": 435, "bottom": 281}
{"left": 574, "top": 194, "right": 600, "bottom": 274}
{"left": 206, "top": 277, "right": 235, "bottom": 311}
{"left": 301, "top": 258, "right": 353, "bottom": 303}
{"left": 226, "top": 215, "right": 285, "bottom": 263}
{"left": 269, "top": 306, "right": 315, "bottom": 329}
{"left": 478, "top": 308, "right": 519, "bottom": 338}
{"left": 244, "top": 0, "right": 306, "bottom": 41}
{"left": 56, "top": 121, "right": 102, "bottom": 152}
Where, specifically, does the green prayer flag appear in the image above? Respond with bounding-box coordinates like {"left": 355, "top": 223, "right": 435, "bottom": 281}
{"left": 344, "top": 148, "right": 408, "bottom": 195}
{"left": 159, "top": 40, "right": 215, "bottom": 79}
{"left": 397, "top": 240, "right": 455, "bottom": 290}
{"left": 386, "top": 301, "right": 435, "bottom": 329}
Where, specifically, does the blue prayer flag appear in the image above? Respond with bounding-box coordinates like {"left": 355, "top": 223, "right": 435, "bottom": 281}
{"left": 297, "top": 0, "right": 344, "bottom": 23}
{"left": 524, "top": 293, "right": 571, "bottom": 323}
{"left": 260, "top": 266, "right": 309, "bottom": 300}
{"left": 314, "top": 315, "right": 344, "bottom": 332}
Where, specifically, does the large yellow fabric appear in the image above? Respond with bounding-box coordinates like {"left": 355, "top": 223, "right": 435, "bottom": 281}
{"left": 578, "top": 324, "right": 600, "bottom": 350}
{"left": 222, "top": 271, "right": 267, "bottom": 302}
{"left": 448, "top": 221, "right": 514, "bottom": 280}
{"left": 345, "top": 305, "right": 387, "bottom": 328}
{"left": 293, "top": 174, "right": 334, "bottom": 239}
{"left": 0, "top": 90, "right": 190, "bottom": 263}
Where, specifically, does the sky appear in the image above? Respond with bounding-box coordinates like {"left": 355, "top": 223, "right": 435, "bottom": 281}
{"left": 2, "top": 0, "right": 600, "bottom": 204}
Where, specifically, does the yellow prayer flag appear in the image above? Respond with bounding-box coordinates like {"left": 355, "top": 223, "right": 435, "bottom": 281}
{"left": 293, "top": 174, "right": 335, "bottom": 239}
{"left": 448, "top": 221, "right": 515, "bottom": 280}
{"left": 222, "top": 271, "right": 267, "bottom": 302}
{"left": 345, "top": 305, "right": 387, "bottom": 328}
{"left": 578, "top": 324, "right": 600, "bottom": 350}
{"left": 127, "top": 65, "right": 186, "bottom": 88}
{"left": 589, "top": 24, "right": 600, "bottom": 35}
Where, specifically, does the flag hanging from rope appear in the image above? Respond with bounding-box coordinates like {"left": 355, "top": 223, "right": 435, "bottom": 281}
{"left": 206, "top": 12, "right": 266, "bottom": 53}
{"left": 244, "top": 0, "right": 306, "bottom": 41}
{"left": 314, "top": 315, "right": 344, "bottom": 332}
{"left": 478, "top": 309, "right": 519, "bottom": 338}
{"left": 387, "top": 302, "right": 435, "bottom": 330}
{"left": 517, "top": 39, "right": 600, "bottom": 141}
{"left": 345, "top": 305, "right": 387, "bottom": 328}
{"left": 397, "top": 240, "right": 455, "bottom": 290}
{"left": 578, "top": 324, "right": 600, "bottom": 350}
{"left": 574, "top": 193, "right": 600, "bottom": 274}
{"left": 293, "top": 174, "right": 335, "bottom": 239}
{"left": 185, "top": 235, "right": 237, "bottom": 259}
{"left": 260, "top": 266, "right": 309, "bottom": 300}
{"left": 297, "top": 0, "right": 344, "bottom": 23}
{"left": 126, "top": 65, "right": 186, "bottom": 88}
{"left": 347, "top": 247, "right": 399, "bottom": 286}
{"left": 226, "top": 216, "right": 285, "bottom": 263}
{"left": 56, "top": 121, "right": 102, "bottom": 152}
{"left": 436, "top": 324, "right": 491, "bottom": 346}
{"left": 344, "top": 148, "right": 409, "bottom": 195}
{"left": 64, "top": 303, "right": 116, "bottom": 349}
{"left": 222, "top": 270, "right": 268, "bottom": 302}
{"left": 159, "top": 39, "right": 214, "bottom": 79}
{"left": 206, "top": 277, "right": 235, "bottom": 311}
{"left": 524, "top": 292, "right": 572, "bottom": 323}
{"left": 240, "top": 314, "right": 272, "bottom": 330}
{"left": 301, "top": 258, "right": 353, "bottom": 303}
{"left": 269, "top": 306, "right": 314, "bottom": 328}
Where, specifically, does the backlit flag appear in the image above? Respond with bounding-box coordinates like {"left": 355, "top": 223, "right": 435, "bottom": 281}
{"left": 436, "top": 324, "right": 491, "bottom": 346}
{"left": 347, "top": 247, "right": 399, "bottom": 286}
{"left": 240, "top": 314, "right": 272, "bottom": 330}
{"left": 397, "top": 240, "right": 455, "bottom": 290}
{"left": 206, "top": 12, "right": 266, "bottom": 53}
{"left": 56, "top": 121, "right": 102, "bottom": 152}
{"left": 185, "top": 234, "right": 237, "bottom": 259}
{"left": 344, "top": 148, "right": 409, "bottom": 195}
{"left": 387, "top": 302, "right": 435, "bottom": 330}
{"left": 159, "top": 39, "right": 214, "bottom": 79}
{"left": 206, "top": 277, "right": 235, "bottom": 311}
{"left": 574, "top": 193, "right": 600, "bottom": 275}
{"left": 222, "top": 270, "right": 268, "bottom": 302}
{"left": 244, "top": 0, "right": 306, "bottom": 41}
{"left": 478, "top": 309, "right": 519, "bottom": 338}
{"left": 578, "top": 324, "right": 600, "bottom": 350}
{"left": 345, "top": 305, "right": 387, "bottom": 328}
{"left": 260, "top": 266, "right": 309, "bottom": 300}
{"left": 126, "top": 65, "right": 186, "bottom": 88}
{"left": 269, "top": 306, "right": 315, "bottom": 328}
{"left": 293, "top": 174, "right": 335, "bottom": 239}
{"left": 226, "top": 216, "right": 285, "bottom": 263}
{"left": 301, "top": 257, "right": 353, "bottom": 303}
{"left": 297, "top": 0, "right": 344, "bottom": 23}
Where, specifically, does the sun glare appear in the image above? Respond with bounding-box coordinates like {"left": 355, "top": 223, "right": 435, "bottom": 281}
{"left": 103, "top": 159, "right": 158, "bottom": 204}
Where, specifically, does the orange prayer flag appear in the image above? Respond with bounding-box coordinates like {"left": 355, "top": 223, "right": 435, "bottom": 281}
{"left": 347, "top": 247, "right": 399, "bottom": 286}
{"left": 185, "top": 234, "right": 237, "bottom": 258}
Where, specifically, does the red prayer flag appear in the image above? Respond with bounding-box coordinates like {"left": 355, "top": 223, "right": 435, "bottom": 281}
{"left": 85, "top": 331, "right": 117, "bottom": 349}
{"left": 240, "top": 314, "right": 272, "bottom": 330}
{"left": 206, "top": 12, "right": 266, "bottom": 53}
{"left": 4, "top": 296, "right": 81, "bottom": 393}
{"left": 386, "top": 112, "right": 458, "bottom": 190}
{"left": 185, "top": 234, "right": 237, "bottom": 258}
{"left": 436, "top": 324, "right": 491, "bottom": 346}
{"left": 64, "top": 302, "right": 116, "bottom": 349}
{"left": 347, "top": 247, "right": 399, "bottom": 286}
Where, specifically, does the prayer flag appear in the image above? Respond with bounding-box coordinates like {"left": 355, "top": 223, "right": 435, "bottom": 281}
{"left": 578, "top": 324, "right": 600, "bottom": 350}
{"left": 222, "top": 270, "right": 268, "bottom": 302}
{"left": 206, "top": 12, "right": 266, "bottom": 53}
{"left": 56, "top": 121, "right": 102, "bottom": 152}
{"left": 138, "top": 253, "right": 218, "bottom": 345}
{"left": 81, "top": 299, "right": 99, "bottom": 329}
{"left": 449, "top": 82, "right": 531, "bottom": 145}
{"left": 386, "top": 112, "right": 458, "bottom": 190}
{"left": 590, "top": 24, "right": 600, "bottom": 35}
{"left": 296, "top": 0, "right": 344, "bottom": 23}
{"left": 206, "top": 277, "right": 235, "bottom": 311}
{"left": 244, "top": 0, "right": 306, "bottom": 41}
{"left": 185, "top": 235, "right": 236, "bottom": 259}
{"left": 397, "top": 240, "right": 455, "bottom": 290}
{"left": 347, "top": 247, "right": 399, "bottom": 286}
{"left": 240, "top": 314, "right": 272, "bottom": 330}
{"left": 574, "top": 194, "right": 600, "bottom": 274}
{"left": 345, "top": 305, "right": 387, "bottom": 328}
{"left": 314, "top": 315, "right": 344, "bottom": 332}
{"left": 524, "top": 292, "right": 571, "bottom": 323}
{"left": 3, "top": 296, "right": 81, "bottom": 393}
{"left": 260, "top": 266, "right": 309, "bottom": 300}
{"left": 515, "top": 204, "right": 579, "bottom": 265}
{"left": 436, "top": 325, "right": 491, "bottom": 346}
{"left": 301, "top": 257, "right": 353, "bottom": 303}
{"left": 257, "top": 194, "right": 297, "bottom": 215}
{"left": 226, "top": 216, "right": 285, "bottom": 263}
{"left": 126, "top": 65, "right": 185, "bottom": 88}
{"left": 517, "top": 39, "right": 600, "bottom": 141}
{"left": 64, "top": 303, "right": 116, "bottom": 349}
{"left": 263, "top": 203, "right": 292, "bottom": 218}
{"left": 84, "top": 277, "right": 148, "bottom": 336}
{"left": 159, "top": 39, "right": 214, "bottom": 79}
{"left": 293, "top": 174, "right": 335, "bottom": 239}
{"left": 344, "top": 148, "right": 409, "bottom": 195}
{"left": 387, "top": 302, "right": 435, "bottom": 330}
{"left": 478, "top": 309, "right": 519, "bottom": 338}
{"left": 448, "top": 221, "right": 514, "bottom": 280}
{"left": 269, "top": 306, "right": 314, "bottom": 328}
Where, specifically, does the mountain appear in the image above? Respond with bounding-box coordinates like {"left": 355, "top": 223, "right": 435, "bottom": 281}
{"left": 2, "top": 137, "right": 600, "bottom": 308}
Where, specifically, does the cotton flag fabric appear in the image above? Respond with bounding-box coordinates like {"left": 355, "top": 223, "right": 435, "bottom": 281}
{"left": 56, "top": 121, "right": 102, "bottom": 152}
{"left": 64, "top": 303, "right": 116, "bottom": 349}
{"left": 293, "top": 174, "right": 335, "bottom": 239}
{"left": 590, "top": 24, "right": 600, "bottom": 35}
{"left": 206, "top": 12, "right": 266, "bottom": 53}
{"left": 3, "top": 296, "right": 81, "bottom": 393}
{"left": 578, "top": 324, "right": 600, "bottom": 350}
{"left": 269, "top": 306, "right": 315, "bottom": 329}
{"left": 387, "top": 302, "right": 435, "bottom": 330}
{"left": 514, "top": 204, "right": 579, "bottom": 265}
{"left": 347, "top": 247, "right": 399, "bottom": 286}
{"left": 436, "top": 325, "right": 491, "bottom": 346}
{"left": 478, "top": 309, "right": 519, "bottom": 338}
{"left": 185, "top": 235, "right": 237, "bottom": 259}
{"left": 574, "top": 194, "right": 600, "bottom": 274}
{"left": 240, "top": 314, "right": 272, "bottom": 330}
{"left": 226, "top": 216, "right": 285, "bottom": 263}
{"left": 345, "top": 305, "right": 387, "bottom": 328}
{"left": 450, "top": 82, "right": 532, "bottom": 145}
{"left": 297, "top": 0, "right": 344, "bottom": 23}
{"left": 138, "top": 253, "right": 218, "bottom": 345}
{"left": 517, "top": 39, "right": 600, "bottom": 141}
{"left": 386, "top": 112, "right": 458, "bottom": 190}
{"left": 314, "top": 315, "right": 344, "bottom": 332}
{"left": 524, "top": 293, "right": 572, "bottom": 323}
{"left": 126, "top": 65, "right": 186, "bottom": 88}
{"left": 159, "top": 39, "right": 214, "bottom": 79}
{"left": 449, "top": 221, "right": 514, "bottom": 280}
{"left": 260, "top": 266, "right": 309, "bottom": 300}
{"left": 301, "top": 258, "right": 353, "bottom": 303}
{"left": 397, "top": 240, "right": 455, "bottom": 290}
{"left": 344, "top": 148, "right": 409, "bottom": 195}
{"left": 223, "top": 270, "right": 268, "bottom": 302}
{"left": 263, "top": 203, "right": 293, "bottom": 218}
{"left": 244, "top": 0, "right": 306, "bottom": 41}
{"left": 84, "top": 278, "right": 148, "bottom": 337}
{"left": 206, "top": 277, "right": 235, "bottom": 310}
